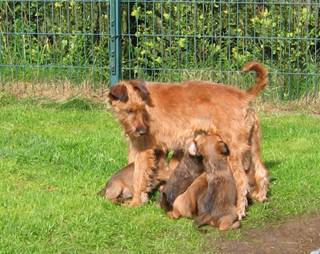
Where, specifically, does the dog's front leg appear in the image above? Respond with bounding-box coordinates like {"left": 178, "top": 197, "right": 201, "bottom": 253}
{"left": 129, "top": 149, "right": 156, "bottom": 207}
{"left": 128, "top": 141, "right": 137, "bottom": 164}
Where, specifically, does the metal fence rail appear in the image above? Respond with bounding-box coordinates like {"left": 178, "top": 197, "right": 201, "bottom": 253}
{"left": 0, "top": 0, "right": 109, "bottom": 86}
{"left": 0, "top": 0, "right": 319, "bottom": 101}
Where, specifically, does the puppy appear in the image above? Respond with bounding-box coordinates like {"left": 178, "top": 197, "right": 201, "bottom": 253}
{"left": 99, "top": 150, "right": 180, "bottom": 204}
{"left": 168, "top": 173, "right": 207, "bottom": 219}
{"left": 189, "top": 132, "right": 240, "bottom": 230}
{"left": 159, "top": 149, "right": 204, "bottom": 212}
{"left": 98, "top": 163, "right": 134, "bottom": 204}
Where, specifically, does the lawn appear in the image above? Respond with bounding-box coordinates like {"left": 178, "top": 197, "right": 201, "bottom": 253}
{"left": 0, "top": 94, "right": 320, "bottom": 253}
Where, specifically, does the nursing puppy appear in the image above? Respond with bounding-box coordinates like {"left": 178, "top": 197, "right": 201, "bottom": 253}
{"left": 159, "top": 149, "right": 204, "bottom": 212}
{"left": 188, "top": 132, "right": 240, "bottom": 230}
{"left": 167, "top": 173, "right": 207, "bottom": 219}
{"left": 99, "top": 150, "right": 180, "bottom": 204}
{"left": 98, "top": 163, "right": 134, "bottom": 204}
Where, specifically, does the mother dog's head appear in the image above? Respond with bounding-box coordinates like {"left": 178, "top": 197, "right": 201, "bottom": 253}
{"left": 108, "top": 80, "right": 152, "bottom": 138}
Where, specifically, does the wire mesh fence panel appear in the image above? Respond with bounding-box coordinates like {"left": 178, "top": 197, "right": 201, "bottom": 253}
{"left": 121, "top": 1, "right": 320, "bottom": 101}
{"left": 0, "top": 0, "right": 319, "bottom": 100}
{"left": 0, "top": 0, "right": 109, "bottom": 88}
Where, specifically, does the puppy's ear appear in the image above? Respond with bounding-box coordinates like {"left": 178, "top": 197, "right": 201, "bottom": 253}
{"left": 128, "top": 80, "right": 152, "bottom": 105}
{"left": 188, "top": 142, "right": 198, "bottom": 156}
{"left": 109, "top": 84, "right": 128, "bottom": 102}
{"left": 217, "top": 141, "right": 230, "bottom": 156}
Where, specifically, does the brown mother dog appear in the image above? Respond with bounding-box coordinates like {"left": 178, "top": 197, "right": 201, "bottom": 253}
{"left": 108, "top": 61, "right": 268, "bottom": 218}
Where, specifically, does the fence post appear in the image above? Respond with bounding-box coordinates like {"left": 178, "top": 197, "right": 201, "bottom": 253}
{"left": 109, "top": 0, "right": 121, "bottom": 86}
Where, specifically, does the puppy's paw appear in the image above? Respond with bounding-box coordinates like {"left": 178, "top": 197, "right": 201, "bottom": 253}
{"left": 128, "top": 198, "right": 142, "bottom": 207}
{"left": 167, "top": 211, "right": 180, "bottom": 219}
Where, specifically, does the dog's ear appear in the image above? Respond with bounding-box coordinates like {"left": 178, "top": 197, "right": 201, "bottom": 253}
{"left": 128, "top": 80, "right": 152, "bottom": 105}
{"left": 217, "top": 141, "right": 230, "bottom": 156}
{"left": 108, "top": 84, "right": 128, "bottom": 103}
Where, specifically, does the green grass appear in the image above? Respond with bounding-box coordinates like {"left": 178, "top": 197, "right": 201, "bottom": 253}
{"left": 0, "top": 95, "right": 320, "bottom": 253}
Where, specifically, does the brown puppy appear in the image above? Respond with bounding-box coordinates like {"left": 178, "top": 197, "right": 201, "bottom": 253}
{"left": 188, "top": 132, "right": 240, "bottom": 230}
{"left": 99, "top": 150, "right": 180, "bottom": 204}
{"left": 168, "top": 173, "right": 207, "bottom": 219}
{"left": 159, "top": 150, "right": 204, "bottom": 212}
{"left": 98, "top": 163, "right": 134, "bottom": 204}
{"left": 109, "top": 61, "right": 268, "bottom": 218}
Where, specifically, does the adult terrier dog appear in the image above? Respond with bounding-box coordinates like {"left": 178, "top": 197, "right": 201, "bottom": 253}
{"left": 108, "top": 61, "right": 269, "bottom": 218}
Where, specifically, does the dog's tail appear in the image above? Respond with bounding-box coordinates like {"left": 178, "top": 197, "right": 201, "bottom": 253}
{"left": 243, "top": 61, "right": 268, "bottom": 100}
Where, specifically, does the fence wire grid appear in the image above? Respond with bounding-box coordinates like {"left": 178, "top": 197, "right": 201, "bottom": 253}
{"left": 0, "top": 0, "right": 319, "bottom": 101}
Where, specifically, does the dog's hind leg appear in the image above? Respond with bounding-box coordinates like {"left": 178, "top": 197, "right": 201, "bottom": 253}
{"left": 250, "top": 117, "right": 269, "bottom": 202}
{"left": 229, "top": 150, "right": 249, "bottom": 220}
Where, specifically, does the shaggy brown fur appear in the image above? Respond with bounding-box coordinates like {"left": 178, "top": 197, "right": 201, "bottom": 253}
{"left": 189, "top": 132, "right": 240, "bottom": 230}
{"left": 159, "top": 150, "right": 204, "bottom": 212}
{"left": 108, "top": 61, "right": 268, "bottom": 218}
{"left": 243, "top": 108, "right": 269, "bottom": 202}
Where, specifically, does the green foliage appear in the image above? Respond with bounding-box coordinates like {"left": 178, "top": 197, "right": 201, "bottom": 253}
{"left": 0, "top": 1, "right": 109, "bottom": 84}
{"left": 122, "top": 2, "right": 319, "bottom": 100}
{"left": 0, "top": 1, "right": 319, "bottom": 99}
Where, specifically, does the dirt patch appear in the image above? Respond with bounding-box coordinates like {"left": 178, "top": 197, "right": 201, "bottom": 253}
{"left": 215, "top": 214, "right": 320, "bottom": 254}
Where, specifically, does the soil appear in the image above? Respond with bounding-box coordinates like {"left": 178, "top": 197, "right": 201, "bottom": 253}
{"left": 214, "top": 214, "right": 320, "bottom": 254}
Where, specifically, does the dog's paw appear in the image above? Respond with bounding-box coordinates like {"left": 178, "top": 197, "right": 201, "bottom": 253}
{"left": 236, "top": 206, "right": 246, "bottom": 220}
{"left": 140, "top": 192, "right": 149, "bottom": 204}
{"left": 251, "top": 190, "right": 267, "bottom": 203}
{"left": 128, "top": 198, "right": 142, "bottom": 207}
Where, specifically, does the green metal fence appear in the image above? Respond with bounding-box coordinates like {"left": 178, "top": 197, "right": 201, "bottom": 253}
{"left": 0, "top": 0, "right": 110, "bottom": 87}
{"left": 0, "top": 0, "right": 319, "bottom": 101}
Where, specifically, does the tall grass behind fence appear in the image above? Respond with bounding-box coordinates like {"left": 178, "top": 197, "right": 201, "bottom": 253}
{"left": 122, "top": 1, "right": 320, "bottom": 101}
{"left": 0, "top": 0, "right": 109, "bottom": 87}
{"left": 0, "top": 0, "right": 319, "bottom": 101}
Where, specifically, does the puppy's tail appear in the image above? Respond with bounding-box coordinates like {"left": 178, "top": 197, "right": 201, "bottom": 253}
{"left": 243, "top": 61, "right": 268, "bottom": 100}
{"left": 194, "top": 213, "right": 213, "bottom": 228}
